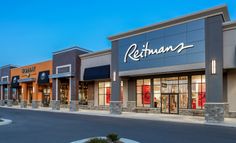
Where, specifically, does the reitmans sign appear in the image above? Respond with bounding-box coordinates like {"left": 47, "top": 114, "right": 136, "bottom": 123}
{"left": 124, "top": 42, "right": 194, "bottom": 63}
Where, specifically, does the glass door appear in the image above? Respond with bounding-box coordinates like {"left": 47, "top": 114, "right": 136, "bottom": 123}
{"left": 161, "top": 94, "right": 179, "bottom": 114}
{"left": 170, "top": 94, "right": 178, "bottom": 114}
{"left": 161, "top": 94, "right": 169, "bottom": 113}
{"left": 28, "top": 86, "right": 33, "bottom": 104}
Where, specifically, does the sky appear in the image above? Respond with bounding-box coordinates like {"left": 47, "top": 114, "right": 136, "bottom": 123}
{"left": 0, "top": 0, "right": 236, "bottom": 66}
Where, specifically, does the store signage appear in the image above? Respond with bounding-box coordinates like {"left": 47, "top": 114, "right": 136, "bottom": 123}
{"left": 124, "top": 42, "right": 194, "bottom": 63}
{"left": 22, "top": 66, "right": 36, "bottom": 74}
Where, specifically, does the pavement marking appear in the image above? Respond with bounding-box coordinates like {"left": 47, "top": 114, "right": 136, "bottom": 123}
{"left": 0, "top": 118, "right": 12, "bottom": 126}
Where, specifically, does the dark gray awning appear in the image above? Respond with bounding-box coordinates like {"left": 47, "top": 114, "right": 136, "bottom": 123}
{"left": 0, "top": 81, "right": 10, "bottom": 85}
{"left": 84, "top": 65, "right": 110, "bottom": 81}
{"left": 11, "top": 76, "right": 20, "bottom": 88}
{"left": 49, "top": 72, "right": 74, "bottom": 79}
{"left": 18, "top": 78, "right": 36, "bottom": 83}
{"left": 38, "top": 71, "right": 50, "bottom": 85}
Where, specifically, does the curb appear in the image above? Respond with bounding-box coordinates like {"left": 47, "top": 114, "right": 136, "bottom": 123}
{"left": 0, "top": 118, "right": 12, "bottom": 126}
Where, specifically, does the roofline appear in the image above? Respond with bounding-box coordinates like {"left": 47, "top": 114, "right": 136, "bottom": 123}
{"left": 108, "top": 5, "right": 230, "bottom": 41}
{"left": 53, "top": 47, "right": 92, "bottom": 55}
{"left": 79, "top": 49, "right": 111, "bottom": 59}
{"left": 223, "top": 21, "right": 236, "bottom": 31}
{"left": 0, "top": 64, "right": 19, "bottom": 69}
{"left": 10, "top": 60, "right": 52, "bottom": 70}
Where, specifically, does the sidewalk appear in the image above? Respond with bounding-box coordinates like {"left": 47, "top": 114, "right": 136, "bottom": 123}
{"left": 1, "top": 105, "right": 236, "bottom": 128}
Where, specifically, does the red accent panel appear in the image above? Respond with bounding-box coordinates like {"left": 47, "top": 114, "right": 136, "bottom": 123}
{"left": 142, "top": 85, "right": 150, "bottom": 104}
{"left": 106, "top": 87, "right": 111, "bottom": 104}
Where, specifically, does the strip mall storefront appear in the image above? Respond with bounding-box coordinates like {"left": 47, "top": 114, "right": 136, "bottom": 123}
{"left": 0, "top": 65, "right": 17, "bottom": 106}
{"left": 0, "top": 5, "right": 235, "bottom": 123}
{"left": 10, "top": 60, "right": 52, "bottom": 108}
{"left": 108, "top": 5, "right": 236, "bottom": 122}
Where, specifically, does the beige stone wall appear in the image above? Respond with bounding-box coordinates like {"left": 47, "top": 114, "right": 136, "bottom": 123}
{"left": 227, "top": 70, "right": 236, "bottom": 112}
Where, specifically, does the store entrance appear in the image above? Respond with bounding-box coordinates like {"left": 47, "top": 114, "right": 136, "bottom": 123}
{"left": 59, "top": 78, "right": 69, "bottom": 106}
{"left": 79, "top": 82, "right": 88, "bottom": 105}
{"left": 161, "top": 94, "right": 179, "bottom": 114}
{"left": 27, "top": 85, "right": 33, "bottom": 105}
{"left": 42, "top": 86, "right": 50, "bottom": 107}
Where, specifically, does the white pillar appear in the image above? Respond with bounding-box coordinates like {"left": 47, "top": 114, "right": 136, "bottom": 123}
{"left": 56, "top": 79, "right": 58, "bottom": 101}
{"left": 69, "top": 77, "right": 71, "bottom": 102}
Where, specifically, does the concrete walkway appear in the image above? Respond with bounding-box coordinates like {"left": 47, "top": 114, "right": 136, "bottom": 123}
{"left": 1, "top": 105, "right": 236, "bottom": 128}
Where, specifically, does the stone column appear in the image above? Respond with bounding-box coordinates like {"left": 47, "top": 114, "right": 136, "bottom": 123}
{"left": 0, "top": 85, "right": 4, "bottom": 106}
{"left": 205, "top": 15, "right": 226, "bottom": 123}
{"left": 51, "top": 78, "right": 60, "bottom": 110}
{"left": 70, "top": 77, "right": 79, "bottom": 111}
{"left": 32, "top": 82, "right": 40, "bottom": 108}
{"left": 20, "top": 83, "right": 27, "bottom": 108}
{"left": 110, "top": 41, "right": 122, "bottom": 114}
{"left": 7, "top": 84, "right": 13, "bottom": 107}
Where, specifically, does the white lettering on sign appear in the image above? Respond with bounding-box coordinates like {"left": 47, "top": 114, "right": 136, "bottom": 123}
{"left": 124, "top": 42, "right": 194, "bottom": 63}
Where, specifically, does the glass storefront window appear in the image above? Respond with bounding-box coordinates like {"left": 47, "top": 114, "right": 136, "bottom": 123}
{"left": 135, "top": 75, "right": 206, "bottom": 111}
{"left": 59, "top": 79, "right": 69, "bottom": 105}
{"left": 136, "top": 79, "right": 151, "bottom": 107}
{"left": 4, "top": 87, "right": 8, "bottom": 100}
{"left": 179, "top": 76, "right": 188, "bottom": 109}
{"left": 191, "top": 75, "right": 206, "bottom": 109}
{"left": 98, "top": 81, "right": 111, "bottom": 106}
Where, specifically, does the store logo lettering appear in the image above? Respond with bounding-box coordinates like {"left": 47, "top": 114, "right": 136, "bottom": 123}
{"left": 124, "top": 42, "right": 194, "bottom": 63}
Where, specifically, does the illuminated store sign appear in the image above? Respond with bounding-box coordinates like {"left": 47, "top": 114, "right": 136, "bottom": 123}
{"left": 22, "top": 67, "right": 36, "bottom": 74}
{"left": 124, "top": 42, "right": 194, "bottom": 63}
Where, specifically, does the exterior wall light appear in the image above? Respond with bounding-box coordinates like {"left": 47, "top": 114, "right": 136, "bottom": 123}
{"left": 211, "top": 59, "right": 216, "bottom": 74}
{"left": 113, "top": 71, "right": 116, "bottom": 82}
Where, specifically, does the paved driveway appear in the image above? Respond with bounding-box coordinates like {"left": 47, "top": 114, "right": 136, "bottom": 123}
{"left": 0, "top": 107, "right": 236, "bottom": 143}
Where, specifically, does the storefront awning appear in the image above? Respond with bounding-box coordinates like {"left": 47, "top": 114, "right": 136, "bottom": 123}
{"left": 83, "top": 65, "right": 110, "bottom": 81}
{"left": 18, "top": 78, "right": 36, "bottom": 83}
{"left": 0, "top": 81, "right": 10, "bottom": 85}
{"left": 11, "top": 76, "right": 20, "bottom": 88}
{"left": 38, "top": 71, "right": 50, "bottom": 85}
{"left": 49, "top": 72, "right": 74, "bottom": 79}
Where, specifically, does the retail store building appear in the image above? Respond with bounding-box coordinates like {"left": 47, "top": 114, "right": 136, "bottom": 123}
{"left": 0, "top": 5, "right": 236, "bottom": 123}
{"left": 107, "top": 5, "right": 236, "bottom": 122}
{"left": 10, "top": 60, "right": 52, "bottom": 108}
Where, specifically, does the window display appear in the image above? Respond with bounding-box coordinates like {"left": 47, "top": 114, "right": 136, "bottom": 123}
{"left": 98, "top": 81, "right": 111, "bottom": 106}
{"left": 59, "top": 80, "right": 69, "bottom": 105}
{"left": 136, "top": 79, "right": 151, "bottom": 107}
{"left": 191, "top": 75, "right": 206, "bottom": 109}
{"left": 136, "top": 75, "right": 205, "bottom": 111}
{"left": 79, "top": 82, "right": 88, "bottom": 105}
{"left": 179, "top": 76, "right": 188, "bottom": 109}
{"left": 42, "top": 86, "right": 50, "bottom": 107}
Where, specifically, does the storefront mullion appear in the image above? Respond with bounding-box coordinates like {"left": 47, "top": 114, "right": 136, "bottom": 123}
{"left": 188, "top": 76, "right": 192, "bottom": 109}
{"left": 150, "top": 78, "right": 154, "bottom": 108}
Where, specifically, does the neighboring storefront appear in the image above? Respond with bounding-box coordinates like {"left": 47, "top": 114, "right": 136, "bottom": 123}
{"left": 80, "top": 50, "right": 128, "bottom": 110}
{"left": 108, "top": 5, "right": 236, "bottom": 122}
{"left": 49, "top": 47, "right": 90, "bottom": 111}
{"left": 80, "top": 50, "right": 113, "bottom": 110}
{"left": 0, "top": 65, "right": 17, "bottom": 106}
{"left": 10, "top": 60, "right": 52, "bottom": 108}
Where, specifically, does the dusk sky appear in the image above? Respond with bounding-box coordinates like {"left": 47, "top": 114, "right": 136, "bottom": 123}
{"left": 0, "top": 0, "right": 235, "bottom": 66}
